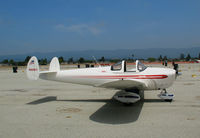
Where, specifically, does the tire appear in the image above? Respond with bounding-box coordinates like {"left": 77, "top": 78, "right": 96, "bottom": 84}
{"left": 164, "top": 99, "right": 172, "bottom": 102}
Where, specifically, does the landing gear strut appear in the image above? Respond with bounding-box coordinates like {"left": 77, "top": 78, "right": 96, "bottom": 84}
{"left": 158, "top": 89, "right": 174, "bottom": 102}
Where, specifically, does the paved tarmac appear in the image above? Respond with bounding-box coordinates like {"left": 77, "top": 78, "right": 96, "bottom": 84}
{"left": 0, "top": 63, "right": 200, "bottom": 138}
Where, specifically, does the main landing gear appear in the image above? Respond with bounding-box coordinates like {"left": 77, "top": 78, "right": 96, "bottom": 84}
{"left": 113, "top": 90, "right": 140, "bottom": 104}
{"left": 158, "top": 89, "right": 174, "bottom": 102}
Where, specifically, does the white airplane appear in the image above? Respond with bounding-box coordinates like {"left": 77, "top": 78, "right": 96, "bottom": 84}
{"left": 27, "top": 56, "right": 176, "bottom": 104}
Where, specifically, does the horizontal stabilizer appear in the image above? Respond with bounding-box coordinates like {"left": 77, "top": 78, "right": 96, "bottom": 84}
{"left": 39, "top": 71, "right": 57, "bottom": 80}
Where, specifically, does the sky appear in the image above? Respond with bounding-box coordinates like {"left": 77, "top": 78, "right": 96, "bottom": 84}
{"left": 0, "top": 0, "right": 200, "bottom": 55}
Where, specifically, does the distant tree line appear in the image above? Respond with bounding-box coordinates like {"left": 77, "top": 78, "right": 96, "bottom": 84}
{"left": 1, "top": 53, "right": 200, "bottom": 66}
{"left": 155, "top": 53, "right": 196, "bottom": 62}
{"left": 1, "top": 56, "right": 48, "bottom": 66}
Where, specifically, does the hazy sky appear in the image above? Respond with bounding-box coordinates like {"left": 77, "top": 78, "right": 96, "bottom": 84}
{"left": 0, "top": 0, "right": 200, "bottom": 55}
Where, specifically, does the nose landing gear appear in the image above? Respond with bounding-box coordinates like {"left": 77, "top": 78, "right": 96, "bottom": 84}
{"left": 158, "top": 89, "right": 174, "bottom": 102}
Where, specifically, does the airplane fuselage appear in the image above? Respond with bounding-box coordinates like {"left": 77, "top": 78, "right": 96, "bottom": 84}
{"left": 39, "top": 66, "right": 176, "bottom": 91}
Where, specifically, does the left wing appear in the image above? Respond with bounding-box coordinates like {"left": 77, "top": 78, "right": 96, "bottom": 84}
{"left": 99, "top": 79, "right": 147, "bottom": 90}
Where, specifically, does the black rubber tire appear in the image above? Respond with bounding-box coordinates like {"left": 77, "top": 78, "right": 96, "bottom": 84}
{"left": 123, "top": 103, "right": 133, "bottom": 106}
{"left": 164, "top": 99, "right": 173, "bottom": 102}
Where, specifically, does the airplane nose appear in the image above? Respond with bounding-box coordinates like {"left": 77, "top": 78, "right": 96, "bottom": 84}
{"left": 167, "top": 69, "right": 176, "bottom": 80}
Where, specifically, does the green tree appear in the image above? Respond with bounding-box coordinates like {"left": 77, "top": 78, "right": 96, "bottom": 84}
{"left": 186, "top": 54, "right": 191, "bottom": 61}
{"left": 78, "top": 57, "right": 85, "bottom": 63}
{"left": 9, "top": 59, "right": 15, "bottom": 65}
{"left": 198, "top": 52, "right": 200, "bottom": 59}
{"left": 67, "top": 57, "right": 73, "bottom": 64}
{"left": 147, "top": 57, "right": 156, "bottom": 62}
{"left": 43, "top": 58, "right": 47, "bottom": 65}
{"left": 58, "top": 56, "right": 64, "bottom": 64}
{"left": 24, "top": 56, "right": 31, "bottom": 63}
{"left": 99, "top": 56, "right": 105, "bottom": 62}
{"left": 39, "top": 58, "right": 47, "bottom": 65}
{"left": 17, "top": 62, "right": 26, "bottom": 66}
{"left": 2, "top": 59, "right": 8, "bottom": 64}
{"left": 158, "top": 55, "right": 163, "bottom": 61}
{"left": 109, "top": 58, "right": 121, "bottom": 63}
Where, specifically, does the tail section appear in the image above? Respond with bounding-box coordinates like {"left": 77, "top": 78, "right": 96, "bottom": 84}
{"left": 27, "top": 56, "right": 60, "bottom": 81}
{"left": 26, "top": 56, "right": 39, "bottom": 80}
{"left": 49, "top": 57, "right": 60, "bottom": 72}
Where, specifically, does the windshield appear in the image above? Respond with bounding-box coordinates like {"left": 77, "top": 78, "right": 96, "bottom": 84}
{"left": 111, "top": 61, "right": 122, "bottom": 71}
{"left": 137, "top": 61, "right": 147, "bottom": 72}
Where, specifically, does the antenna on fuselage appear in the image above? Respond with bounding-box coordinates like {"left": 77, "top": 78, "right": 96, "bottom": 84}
{"left": 92, "top": 56, "right": 102, "bottom": 67}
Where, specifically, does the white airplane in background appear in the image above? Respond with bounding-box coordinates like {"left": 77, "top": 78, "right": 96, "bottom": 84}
{"left": 27, "top": 56, "right": 176, "bottom": 104}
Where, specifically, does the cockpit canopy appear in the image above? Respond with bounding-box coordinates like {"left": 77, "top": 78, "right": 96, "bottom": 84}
{"left": 111, "top": 60, "right": 147, "bottom": 72}
{"left": 111, "top": 61, "right": 122, "bottom": 71}
{"left": 136, "top": 60, "right": 147, "bottom": 72}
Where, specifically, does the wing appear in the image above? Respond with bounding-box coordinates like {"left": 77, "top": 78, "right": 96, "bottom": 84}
{"left": 99, "top": 79, "right": 147, "bottom": 90}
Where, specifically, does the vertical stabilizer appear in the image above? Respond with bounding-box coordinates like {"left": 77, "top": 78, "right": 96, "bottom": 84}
{"left": 26, "top": 56, "right": 39, "bottom": 80}
{"left": 49, "top": 57, "right": 60, "bottom": 72}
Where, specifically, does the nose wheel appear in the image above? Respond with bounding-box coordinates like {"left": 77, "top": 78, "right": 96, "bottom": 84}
{"left": 158, "top": 89, "right": 174, "bottom": 102}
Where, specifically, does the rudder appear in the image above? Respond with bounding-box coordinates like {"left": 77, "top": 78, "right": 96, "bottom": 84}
{"left": 26, "top": 56, "right": 39, "bottom": 80}
{"left": 49, "top": 57, "right": 60, "bottom": 72}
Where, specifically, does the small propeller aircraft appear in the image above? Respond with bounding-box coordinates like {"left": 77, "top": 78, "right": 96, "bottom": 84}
{"left": 27, "top": 56, "right": 176, "bottom": 104}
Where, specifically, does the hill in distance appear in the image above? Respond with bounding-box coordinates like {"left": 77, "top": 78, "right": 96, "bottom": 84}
{"left": 0, "top": 47, "right": 200, "bottom": 61}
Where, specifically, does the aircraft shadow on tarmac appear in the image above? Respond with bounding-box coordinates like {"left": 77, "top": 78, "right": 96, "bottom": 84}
{"left": 27, "top": 91, "right": 164, "bottom": 124}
